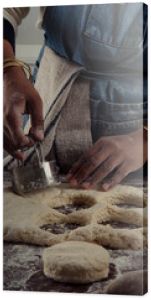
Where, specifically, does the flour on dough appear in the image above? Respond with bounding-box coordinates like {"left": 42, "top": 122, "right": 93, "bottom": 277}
{"left": 42, "top": 241, "right": 109, "bottom": 283}
{"left": 4, "top": 184, "right": 146, "bottom": 249}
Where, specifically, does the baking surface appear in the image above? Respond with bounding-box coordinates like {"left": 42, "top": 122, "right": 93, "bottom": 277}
{"left": 3, "top": 171, "right": 147, "bottom": 294}
{"left": 3, "top": 243, "right": 147, "bottom": 293}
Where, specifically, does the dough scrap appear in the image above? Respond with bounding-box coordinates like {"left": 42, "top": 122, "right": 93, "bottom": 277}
{"left": 106, "top": 270, "right": 147, "bottom": 295}
{"left": 67, "top": 224, "right": 145, "bottom": 250}
{"left": 4, "top": 184, "right": 146, "bottom": 249}
{"left": 42, "top": 241, "right": 109, "bottom": 283}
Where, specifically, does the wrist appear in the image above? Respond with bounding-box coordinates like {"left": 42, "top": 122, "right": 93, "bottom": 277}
{"left": 3, "top": 65, "right": 26, "bottom": 79}
{"left": 127, "top": 127, "right": 147, "bottom": 164}
{"left": 4, "top": 56, "right": 32, "bottom": 80}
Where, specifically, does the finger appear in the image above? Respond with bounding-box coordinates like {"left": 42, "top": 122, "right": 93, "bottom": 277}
{"left": 68, "top": 157, "right": 99, "bottom": 187}
{"left": 81, "top": 155, "right": 123, "bottom": 189}
{"left": 67, "top": 140, "right": 105, "bottom": 177}
{"left": 29, "top": 126, "right": 44, "bottom": 142}
{"left": 101, "top": 164, "right": 129, "bottom": 191}
{"left": 71, "top": 151, "right": 110, "bottom": 186}
{"left": 4, "top": 125, "right": 34, "bottom": 152}
{"left": 27, "top": 91, "right": 44, "bottom": 141}
{"left": 13, "top": 150, "right": 26, "bottom": 160}
{"left": 4, "top": 127, "right": 22, "bottom": 152}
{"left": 6, "top": 108, "right": 30, "bottom": 148}
{"left": 67, "top": 142, "right": 107, "bottom": 182}
{"left": 69, "top": 136, "right": 115, "bottom": 176}
{"left": 73, "top": 156, "right": 102, "bottom": 183}
{"left": 4, "top": 132, "right": 16, "bottom": 153}
{"left": 4, "top": 134, "right": 25, "bottom": 160}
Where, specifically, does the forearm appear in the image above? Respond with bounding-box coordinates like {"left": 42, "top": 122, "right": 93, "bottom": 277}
{"left": 4, "top": 39, "right": 15, "bottom": 59}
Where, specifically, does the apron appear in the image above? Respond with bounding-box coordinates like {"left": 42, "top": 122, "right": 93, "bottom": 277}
{"left": 4, "top": 3, "right": 147, "bottom": 174}
{"left": 42, "top": 3, "right": 146, "bottom": 141}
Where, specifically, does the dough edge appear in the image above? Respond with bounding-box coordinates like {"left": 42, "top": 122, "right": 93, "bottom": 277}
{"left": 42, "top": 240, "right": 110, "bottom": 283}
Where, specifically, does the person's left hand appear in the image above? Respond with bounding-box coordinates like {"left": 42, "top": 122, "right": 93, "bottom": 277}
{"left": 67, "top": 128, "right": 147, "bottom": 191}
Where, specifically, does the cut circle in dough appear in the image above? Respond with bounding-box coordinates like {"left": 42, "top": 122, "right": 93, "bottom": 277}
{"left": 42, "top": 241, "right": 109, "bottom": 284}
{"left": 4, "top": 185, "right": 146, "bottom": 249}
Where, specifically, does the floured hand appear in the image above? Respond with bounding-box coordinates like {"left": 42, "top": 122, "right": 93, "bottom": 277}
{"left": 67, "top": 128, "right": 147, "bottom": 191}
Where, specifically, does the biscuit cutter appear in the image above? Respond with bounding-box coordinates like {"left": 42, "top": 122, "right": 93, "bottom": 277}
{"left": 11, "top": 143, "right": 60, "bottom": 195}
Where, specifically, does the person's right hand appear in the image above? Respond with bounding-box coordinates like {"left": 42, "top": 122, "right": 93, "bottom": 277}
{"left": 4, "top": 65, "right": 44, "bottom": 160}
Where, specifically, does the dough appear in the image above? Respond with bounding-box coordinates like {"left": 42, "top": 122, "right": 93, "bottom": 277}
{"left": 42, "top": 241, "right": 109, "bottom": 283}
{"left": 67, "top": 224, "right": 145, "bottom": 250}
{"left": 4, "top": 184, "right": 146, "bottom": 249}
{"left": 106, "top": 270, "right": 147, "bottom": 295}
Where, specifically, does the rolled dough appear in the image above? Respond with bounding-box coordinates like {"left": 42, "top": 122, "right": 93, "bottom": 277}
{"left": 42, "top": 241, "right": 109, "bottom": 283}
{"left": 4, "top": 184, "right": 146, "bottom": 249}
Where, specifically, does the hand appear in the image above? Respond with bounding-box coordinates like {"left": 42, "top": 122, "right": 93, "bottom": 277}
{"left": 4, "top": 66, "right": 44, "bottom": 160}
{"left": 67, "top": 128, "right": 147, "bottom": 191}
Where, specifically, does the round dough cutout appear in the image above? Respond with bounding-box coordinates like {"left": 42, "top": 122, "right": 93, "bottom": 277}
{"left": 42, "top": 241, "right": 109, "bottom": 283}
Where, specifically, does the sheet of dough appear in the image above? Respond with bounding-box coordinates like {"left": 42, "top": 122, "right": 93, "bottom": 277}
{"left": 4, "top": 184, "right": 147, "bottom": 250}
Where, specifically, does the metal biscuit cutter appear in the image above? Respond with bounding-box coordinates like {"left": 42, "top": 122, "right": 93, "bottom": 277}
{"left": 11, "top": 143, "right": 60, "bottom": 195}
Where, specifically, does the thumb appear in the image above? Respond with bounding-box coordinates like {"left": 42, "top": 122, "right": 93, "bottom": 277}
{"left": 27, "top": 90, "right": 44, "bottom": 141}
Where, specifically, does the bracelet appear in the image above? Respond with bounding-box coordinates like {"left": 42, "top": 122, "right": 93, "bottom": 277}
{"left": 4, "top": 58, "right": 32, "bottom": 79}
